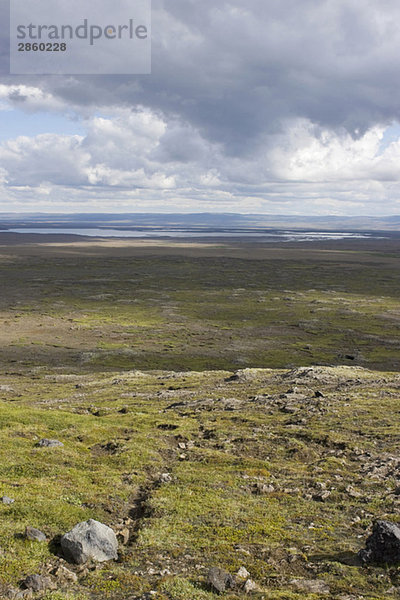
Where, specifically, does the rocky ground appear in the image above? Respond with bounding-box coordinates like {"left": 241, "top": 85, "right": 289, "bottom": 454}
{"left": 0, "top": 364, "right": 399, "bottom": 599}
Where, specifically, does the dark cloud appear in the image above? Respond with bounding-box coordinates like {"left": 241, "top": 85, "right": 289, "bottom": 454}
{"left": 20, "top": 0, "right": 400, "bottom": 153}
{"left": 2, "top": 1, "right": 400, "bottom": 213}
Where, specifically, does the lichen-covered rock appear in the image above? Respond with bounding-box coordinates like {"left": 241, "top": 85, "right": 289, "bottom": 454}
{"left": 60, "top": 519, "right": 118, "bottom": 564}
{"left": 236, "top": 566, "right": 250, "bottom": 580}
{"left": 244, "top": 579, "right": 260, "bottom": 593}
{"left": 359, "top": 520, "right": 400, "bottom": 565}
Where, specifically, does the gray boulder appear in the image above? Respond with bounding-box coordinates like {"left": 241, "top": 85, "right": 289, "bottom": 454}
{"left": 60, "top": 519, "right": 118, "bottom": 564}
{"left": 24, "top": 526, "right": 46, "bottom": 542}
{"left": 359, "top": 520, "right": 400, "bottom": 564}
{"left": 22, "top": 574, "right": 53, "bottom": 592}
{"left": 208, "top": 567, "right": 234, "bottom": 594}
{"left": 37, "top": 439, "right": 64, "bottom": 448}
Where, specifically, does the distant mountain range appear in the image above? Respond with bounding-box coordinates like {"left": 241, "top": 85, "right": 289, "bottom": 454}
{"left": 0, "top": 213, "right": 400, "bottom": 232}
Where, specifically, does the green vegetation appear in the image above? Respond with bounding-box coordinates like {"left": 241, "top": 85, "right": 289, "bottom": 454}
{"left": 0, "top": 238, "right": 399, "bottom": 598}
{"left": 0, "top": 366, "right": 399, "bottom": 598}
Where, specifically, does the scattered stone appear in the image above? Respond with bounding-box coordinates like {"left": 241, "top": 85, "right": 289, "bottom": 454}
{"left": 14, "top": 590, "right": 33, "bottom": 599}
{"left": 208, "top": 567, "right": 234, "bottom": 593}
{"left": 346, "top": 485, "right": 362, "bottom": 498}
{"left": 221, "top": 398, "right": 242, "bottom": 411}
{"left": 312, "top": 490, "right": 331, "bottom": 502}
{"left": 236, "top": 566, "right": 250, "bottom": 580}
{"left": 22, "top": 574, "right": 54, "bottom": 592}
{"left": 290, "top": 578, "right": 330, "bottom": 594}
{"left": 53, "top": 565, "right": 78, "bottom": 584}
{"left": 244, "top": 579, "right": 260, "bottom": 593}
{"left": 359, "top": 520, "right": 400, "bottom": 565}
{"left": 0, "top": 385, "right": 15, "bottom": 393}
{"left": 252, "top": 483, "right": 274, "bottom": 495}
{"left": 24, "top": 526, "right": 46, "bottom": 542}
{"left": 36, "top": 439, "right": 64, "bottom": 448}
{"left": 1, "top": 496, "right": 14, "bottom": 504}
{"left": 116, "top": 527, "right": 130, "bottom": 545}
{"left": 60, "top": 519, "right": 118, "bottom": 564}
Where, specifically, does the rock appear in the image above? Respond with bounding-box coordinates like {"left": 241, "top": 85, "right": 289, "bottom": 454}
{"left": 346, "top": 485, "right": 362, "bottom": 498}
{"left": 1, "top": 496, "right": 14, "bottom": 504}
{"left": 14, "top": 591, "right": 33, "bottom": 599}
{"left": 116, "top": 527, "right": 130, "bottom": 545}
{"left": 208, "top": 567, "right": 234, "bottom": 593}
{"left": 158, "top": 473, "right": 172, "bottom": 484}
{"left": 236, "top": 566, "right": 250, "bottom": 580}
{"left": 290, "top": 578, "right": 330, "bottom": 594}
{"left": 60, "top": 519, "right": 118, "bottom": 564}
{"left": 244, "top": 579, "right": 260, "bottom": 593}
{"left": 24, "top": 526, "right": 46, "bottom": 542}
{"left": 37, "top": 439, "right": 64, "bottom": 448}
{"left": 53, "top": 565, "right": 78, "bottom": 584}
{"left": 359, "top": 520, "right": 400, "bottom": 564}
{"left": 252, "top": 483, "right": 274, "bottom": 495}
{"left": 312, "top": 490, "right": 331, "bottom": 501}
{"left": 22, "top": 574, "right": 53, "bottom": 592}
{"left": 0, "top": 385, "right": 15, "bottom": 393}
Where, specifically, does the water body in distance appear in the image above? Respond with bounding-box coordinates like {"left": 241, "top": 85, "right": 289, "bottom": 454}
{"left": 6, "top": 228, "right": 385, "bottom": 241}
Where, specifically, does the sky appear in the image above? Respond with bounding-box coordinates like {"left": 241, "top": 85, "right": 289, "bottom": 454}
{"left": 2, "top": 0, "right": 400, "bottom": 215}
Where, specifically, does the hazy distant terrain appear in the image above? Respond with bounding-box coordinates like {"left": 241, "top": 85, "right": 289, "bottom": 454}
{"left": 0, "top": 234, "right": 399, "bottom": 372}
{"left": 1, "top": 212, "right": 400, "bottom": 232}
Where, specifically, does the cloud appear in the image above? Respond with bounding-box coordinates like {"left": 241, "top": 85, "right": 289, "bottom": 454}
{"left": 2, "top": 1, "right": 400, "bottom": 213}
{"left": 23, "top": 0, "right": 400, "bottom": 148}
{"left": 1, "top": 107, "right": 400, "bottom": 213}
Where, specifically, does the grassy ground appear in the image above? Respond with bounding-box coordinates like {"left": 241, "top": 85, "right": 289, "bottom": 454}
{"left": 0, "top": 366, "right": 400, "bottom": 599}
{"left": 0, "top": 235, "right": 399, "bottom": 598}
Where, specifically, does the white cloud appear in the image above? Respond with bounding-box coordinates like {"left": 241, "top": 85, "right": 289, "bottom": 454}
{"left": 1, "top": 105, "right": 400, "bottom": 214}
{"left": 0, "top": 84, "right": 70, "bottom": 113}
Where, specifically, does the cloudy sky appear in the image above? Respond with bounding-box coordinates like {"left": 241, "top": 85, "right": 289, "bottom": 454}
{"left": 2, "top": 0, "right": 400, "bottom": 214}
